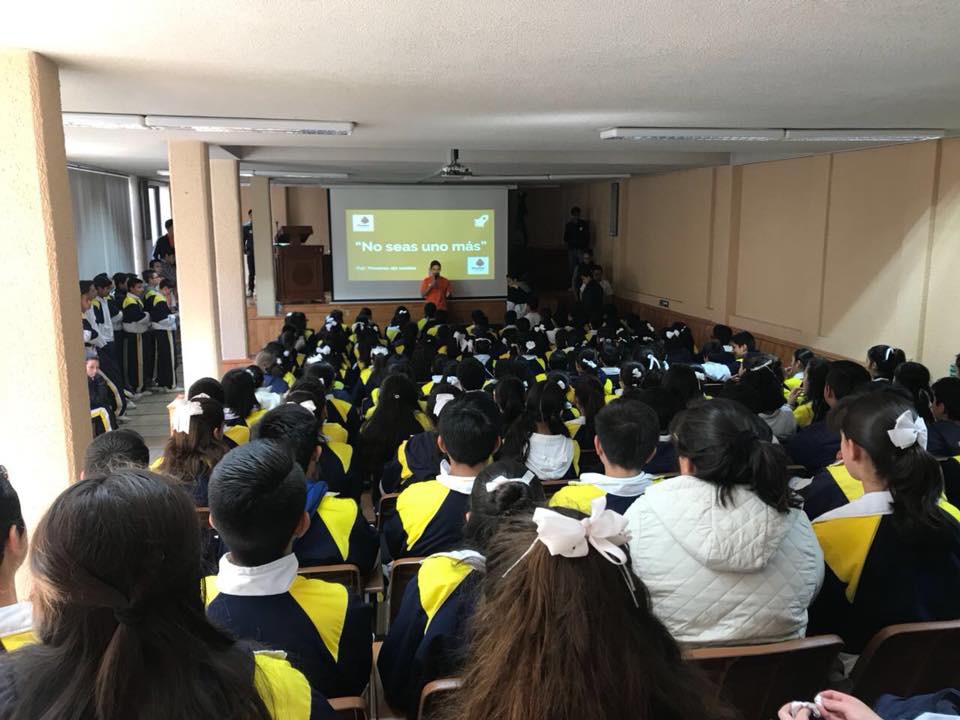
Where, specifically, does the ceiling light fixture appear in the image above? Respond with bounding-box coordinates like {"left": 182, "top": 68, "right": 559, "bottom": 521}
{"left": 144, "top": 116, "right": 354, "bottom": 136}
{"left": 156, "top": 170, "right": 169, "bottom": 176}
{"left": 601, "top": 127, "right": 785, "bottom": 142}
{"left": 783, "top": 129, "right": 945, "bottom": 142}
{"left": 62, "top": 113, "right": 147, "bottom": 130}
{"left": 253, "top": 170, "right": 349, "bottom": 179}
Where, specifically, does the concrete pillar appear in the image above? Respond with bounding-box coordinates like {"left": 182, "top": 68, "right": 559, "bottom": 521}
{"left": 0, "top": 50, "right": 92, "bottom": 535}
{"left": 251, "top": 176, "right": 276, "bottom": 316}
{"left": 168, "top": 141, "right": 222, "bottom": 386}
{"left": 209, "top": 158, "right": 249, "bottom": 360}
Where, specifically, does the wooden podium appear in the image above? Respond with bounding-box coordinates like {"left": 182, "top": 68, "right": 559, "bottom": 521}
{"left": 274, "top": 226, "right": 326, "bottom": 303}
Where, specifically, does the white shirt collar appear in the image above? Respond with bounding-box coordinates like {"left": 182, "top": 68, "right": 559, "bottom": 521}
{"left": 428, "top": 549, "right": 486, "bottom": 567}
{"left": 436, "top": 468, "right": 475, "bottom": 495}
{"left": 578, "top": 471, "right": 655, "bottom": 497}
{"left": 0, "top": 601, "right": 32, "bottom": 637}
{"left": 216, "top": 553, "right": 298, "bottom": 596}
{"left": 658, "top": 434, "right": 672, "bottom": 443}
{"left": 813, "top": 491, "right": 894, "bottom": 523}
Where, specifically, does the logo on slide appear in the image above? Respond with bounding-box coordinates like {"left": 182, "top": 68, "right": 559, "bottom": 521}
{"left": 352, "top": 214, "right": 374, "bottom": 232}
{"left": 467, "top": 256, "right": 490, "bottom": 275}
{"left": 473, "top": 214, "right": 490, "bottom": 228}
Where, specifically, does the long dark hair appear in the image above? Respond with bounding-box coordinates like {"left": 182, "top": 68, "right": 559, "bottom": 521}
{"left": 9, "top": 470, "right": 272, "bottom": 720}
{"left": 738, "top": 354, "right": 788, "bottom": 414}
{"left": 672, "top": 399, "right": 797, "bottom": 512}
{"left": 447, "top": 511, "right": 732, "bottom": 720}
{"left": 805, "top": 357, "right": 831, "bottom": 423}
{"left": 573, "top": 375, "right": 605, "bottom": 434}
{"left": 159, "top": 396, "right": 228, "bottom": 487}
{"left": 835, "top": 388, "right": 955, "bottom": 544}
{"left": 501, "top": 382, "right": 569, "bottom": 462}
{"left": 494, "top": 377, "right": 527, "bottom": 430}
{"left": 893, "top": 361, "right": 935, "bottom": 425}
{"left": 222, "top": 368, "right": 259, "bottom": 420}
{"left": 359, "top": 374, "right": 423, "bottom": 471}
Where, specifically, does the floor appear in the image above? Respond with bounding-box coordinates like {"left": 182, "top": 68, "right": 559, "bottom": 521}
{"left": 120, "top": 389, "right": 177, "bottom": 462}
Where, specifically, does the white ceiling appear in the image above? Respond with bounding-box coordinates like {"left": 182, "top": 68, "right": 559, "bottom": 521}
{"left": 5, "top": 0, "right": 960, "bottom": 182}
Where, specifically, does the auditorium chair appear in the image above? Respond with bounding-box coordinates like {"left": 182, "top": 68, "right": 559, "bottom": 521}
{"left": 377, "top": 493, "right": 399, "bottom": 532}
{"left": 687, "top": 634, "right": 843, "bottom": 720}
{"left": 540, "top": 480, "right": 570, "bottom": 498}
{"left": 328, "top": 696, "right": 369, "bottom": 720}
{"left": 418, "top": 678, "right": 463, "bottom": 720}
{"left": 388, "top": 556, "right": 427, "bottom": 624}
{"left": 849, "top": 620, "right": 960, "bottom": 706}
{"left": 196, "top": 506, "right": 210, "bottom": 527}
{"left": 298, "top": 564, "right": 363, "bottom": 595}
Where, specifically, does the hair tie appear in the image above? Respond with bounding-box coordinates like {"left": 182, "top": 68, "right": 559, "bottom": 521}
{"left": 171, "top": 397, "right": 203, "bottom": 433}
{"left": 631, "top": 367, "right": 642, "bottom": 379}
{"left": 665, "top": 330, "right": 678, "bottom": 339}
{"left": 646, "top": 354, "right": 661, "bottom": 370}
{"left": 370, "top": 346, "right": 389, "bottom": 357}
{"left": 885, "top": 346, "right": 894, "bottom": 361}
{"left": 556, "top": 379, "right": 566, "bottom": 390}
{"left": 243, "top": 368, "right": 256, "bottom": 379}
{"left": 887, "top": 410, "right": 928, "bottom": 450}
{"left": 485, "top": 470, "right": 534, "bottom": 493}
{"left": 582, "top": 358, "right": 597, "bottom": 369}
{"left": 526, "top": 340, "right": 537, "bottom": 351}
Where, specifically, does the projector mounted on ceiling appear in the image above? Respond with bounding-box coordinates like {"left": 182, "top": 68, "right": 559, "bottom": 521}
{"left": 439, "top": 149, "right": 472, "bottom": 177}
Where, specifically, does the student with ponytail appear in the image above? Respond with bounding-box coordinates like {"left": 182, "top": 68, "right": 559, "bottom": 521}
{"left": 807, "top": 388, "right": 960, "bottom": 652}
{"left": 378, "top": 459, "right": 544, "bottom": 716}
{"left": 501, "top": 381, "right": 579, "bottom": 480}
{"left": 624, "top": 399, "right": 824, "bottom": 646}
{"left": 155, "top": 395, "right": 229, "bottom": 506}
{"left": 0, "top": 469, "right": 334, "bottom": 720}
{"left": 893, "top": 360, "right": 936, "bottom": 425}
{"left": 866, "top": 344, "right": 906, "bottom": 381}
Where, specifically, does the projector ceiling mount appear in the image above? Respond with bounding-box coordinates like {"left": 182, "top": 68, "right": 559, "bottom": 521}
{"left": 419, "top": 148, "right": 628, "bottom": 184}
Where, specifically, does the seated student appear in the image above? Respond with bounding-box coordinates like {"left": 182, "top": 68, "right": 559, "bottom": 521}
{"left": 205, "top": 440, "right": 372, "bottom": 698}
{"left": 501, "top": 381, "right": 579, "bottom": 481}
{"left": 222, "top": 368, "right": 267, "bottom": 436}
{"left": 243, "top": 364, "right": 281, "bottom": 412}
{"left": 626, "top": 387, "right": 683, "bottom": 475}
{"left": 154, "top": 395, "right": 228, "bottom": 507}
{"left": 304, "top": 361, "right": 362, "bottom": 442}
{"left": 418, "top": 302, "right": 438, "bottom": 332}
{"left": 566, "top": 375, "right": 604, "bottom": 473}
{"left": 625, "top": 399, "right": 824, "bottom": 646}
{"left": 86, "top": 354, "right": 117, "bottom": 435}
{"left": 807, "top": 389, "right": 960, "bottom": 653}
{"left": 697, "top": 341, "right": 736, "bottom": 381}
{"left": 357, "top": 374, "right": 429, "bottom": 487}
{"left": 662, "top": 365, "right": 703, "bottom": 407}
{"left": 493, "top": 376, "right": 526, "bottom": 430}
{"left": 0, "top": 467, "right": 31, "bottom": 652}
{"left": 255, "top": 404, "right": 377, "bottom": 573}
{"left": 893, "top": 360, "right": 936, "bottom": 426}
{"left": 866, "top": 344, "right": 906, "bottom": 382}
{"left": 551, "top": 398, "right": 659, "bottom": 514}
{"left": 788, "top": 356, "right": 829, "bottom": 429}
{"left": 383, "top": 393, "right": 501, "bottom": 561}
{"left": 450, "top": 507, "right": 730, "bottom": 720}
{"left": 617, "top": 360, "right": 647, "bottom": 396}
{"left": 730, "top": 330, "right": 759, "bottom": 361}
{"left": 378, "top": 459, "right": 544, "bottom": 716}
{"left": 930, "top": 376, "right": 960, "bottom": 458}
{"left": 712, "top": 323, "right": 734, "bottom": 353}
{"left": 0, "top": 469, "right": 334, "bottom": 720}
{"left": 785, "top": 348, "right": 815, "bottom": 392}
{"left": 786, "top": 360, "right": 872, "bottom": 474}
{"left": 731, "top": 354, "right": 797, "bottom": 441}
{"left": 82, "top": 428, "right": 149, "bottom": 477}
{"left": 285, "top": 386, "right": 358, "bottom": 497}
{"left": 380, "top": 385, "right": 460, "bottom": 495}
{"left": 456, "top": 357, "right": 487, "bottom": 392}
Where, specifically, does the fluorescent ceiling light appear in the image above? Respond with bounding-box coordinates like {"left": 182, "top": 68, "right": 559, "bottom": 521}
{"left": 784, "top": 129, "right": 944, "bottom": 142}
{"left": 601, "top": 127, "right": 784, "bottom": 142}
{"left": 156, "top": 170, "right": 169, "bottom": 176}
{"left": 239, "top": 171, "right": 254, "bottom": 178}
{"left": 458, "top": 174, "right": 629, "bottom": 182}
{"left": 253, "top": 170, "right": 349, "bottom": 179}
{"left": 63, "top": 113, "right": 146, "bottom": 130}
{"left": 144, "top": 116, "right": 354, "bottom": 136}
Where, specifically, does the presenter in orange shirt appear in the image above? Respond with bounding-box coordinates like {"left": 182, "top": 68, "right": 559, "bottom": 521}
{"left": 419, "top": 260, "right": 453, "bottom": 312}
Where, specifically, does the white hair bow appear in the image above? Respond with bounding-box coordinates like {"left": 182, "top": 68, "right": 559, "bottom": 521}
{"left": 370, "top": 346, "right": 389, "bottom": 357}
{"left": 582, "top": 358, "right": 597, "bottom": 369}
{"left": 503, "top": 497, "right": 638, "bottom": 603}
{"left": 887, "top": 410, "right": 928, "bottom": 450}
{"left": 171, "top": 397, "right": 204, "bottom": 434}
{"left": 485, "top": 470, "right": 534, "bottom": 493}
{"left": 646, "top": 354, "right": 661, "bottom": 369}
{"left": 433, "top": 393, "right": 456, "bottom": 416}
{"left": 632, "top": 367, "right": 643, "bottom": 379}
{"left": 298, "top": 400, "right": 317, "bottom": 413}
{"left": 445, "top": 375, "right": 462, "bottom": 389}
{"left": 526, "top": 340, "right": 537, "bottom": 351}
{"left": 318, "top": 345, "right": 332, "bottom": 356}
{"left": 535, "top": 324, "right": 546, "bottom": 333}
{"left": 665, "top": 330, "right": 679, "bottom": 339}
{"left": 556, "top": 379, "right": 567, "bottom": 391}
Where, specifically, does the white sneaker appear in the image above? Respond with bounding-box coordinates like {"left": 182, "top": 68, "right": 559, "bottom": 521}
{"left": 126, "top": 401, "right": 138, "bottom": 410}
{"left": 133, "top": 392, "right": 146, "bottom": 400}
{"left": 123, "top": 389, "right": 135, "bottom": 399}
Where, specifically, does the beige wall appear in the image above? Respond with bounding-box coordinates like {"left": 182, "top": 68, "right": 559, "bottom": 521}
{"left": 616, "top": 138, "right": 959, "bottom": 374}
{"left": 285, "top": 186, "right": 330, "bottom": 248}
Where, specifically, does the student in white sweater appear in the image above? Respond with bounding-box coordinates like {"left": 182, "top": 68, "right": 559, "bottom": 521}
{"left": 624, "top": 399, "right": 824, "bottom": 647}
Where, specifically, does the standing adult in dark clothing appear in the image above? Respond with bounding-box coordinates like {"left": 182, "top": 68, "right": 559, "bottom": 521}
{"left": 563, "top": 206, "right": 590, "bottom": 290}
{"left": 580, "top": 268, "right": 604, "bottom": 326}
{"left": 153, "top": 218, "right": 175, "bottom": 261}
{"left": 243, "top": 209, "right": 255, "bottom": 296}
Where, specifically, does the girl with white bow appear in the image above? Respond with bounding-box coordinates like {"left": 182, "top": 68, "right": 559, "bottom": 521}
{"left": 153, "top": 395, "right": 228, "bottom": 507}
{"left": 378, "top": 459, "right": 545, "bottom": 717}
{"left": 447, "top": 498, "right": 731, "bottom": 720}
{"left": 808, "top": 388, "right": 960, "bottom": 654}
